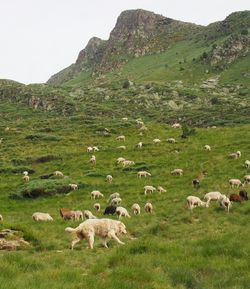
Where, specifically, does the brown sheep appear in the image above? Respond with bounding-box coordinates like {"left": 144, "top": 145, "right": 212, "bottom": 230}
{"left": 60, "top": 208, "right": 74, "bottom": 220}
{"left": 229, "top": 194, "right": 243, "bottom": 203}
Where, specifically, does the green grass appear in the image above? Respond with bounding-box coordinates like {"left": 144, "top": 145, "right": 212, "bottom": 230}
{"left": 0, "top": 102, "right": 250, "bottom": 288}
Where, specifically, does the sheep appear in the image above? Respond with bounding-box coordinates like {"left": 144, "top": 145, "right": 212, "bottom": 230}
{"left": 71, "top": 210, "right": 84, "bottom": 221}
{"left": 122, "top": 117, "right": 128, "bottom": 121}
{"left": 167, "top": 138, "right": 176, "bottom": 144}
{"left": 144, "top": 185, "right": 156, "bottom": 195}
{"left": 171, "top": 169, "right": 183, "bottom": 176}
{"left": 108, "top": 192, "right": 120, "bottom": 202}
{"left": 244, "top": 175, "right": 250, "bottom": 184}
{"left": 117, "top": 145, "right": 126, "bottom": 150}
{"left": 23, "top": 175, "right": 30, "bottom": 182}
{"left": 239, "top": 190, "right": 248, "bottom": 201}
{"left": 116, "top": 207, "right": 131, "bottom": 219}
{"left": 90, "top": 190, "right": 104, "bottom": 199}
{"left": 131, "top": 203, "right": 141, "bottom": 215}
{"left": 117, "top": 157, "right": 126, "bottom": 164}
{"left": 116, "top": 135, "right": 125, "bottom": 141}
{"left": 89, "top": 155, "right": 96, "bottom": 165}
{"left": 110, "top": 197, "right": 122, "bottom": 206}
{"left": 103, "top": 205, "right": 117, "bottom": 215}
{"left": 228, "top": 151, "right": 241, "bottom": 159}
{"left": 23, "top": 171, "right": 29, "bottom": 176}
{"left": 245, "top": 160, "right": 250, "bottom": 168}
{"left": 229, "top": 179, "right": 243, "bottom": 188}
{"left": 69, "top": 184, "right": 78, "bottom": 190}
{"left": 157, "top": 186, "right": 166, "bottom": 194}
{"left": 93, "top": 203, "right": 101, "bottom": 211}
{"left": 172, "top": 123, "right": 181, "bottom": 129}
{"left": 87, "top": 146, "right": 93, "bottom": 153}
{"left": 122, "top": 160, "right": 135, "bottom": 167}
{"left": 192, "top": 179, "right": 200, "bottom": 188}
{"left": 204, "top": 191, "right": 222, "bottom": 204}
{"left": 144, "top": 202, "right": 153, "bottom": 213}
{"left": 32, "top": 212, "right": 53, "bottom": 221}
{"left": 54, "top": 170, "right": 64, "bottom": 177}
{"left": 218, "top": 195, "right": 232, "bottom": 213}
{"left": 204, "top": 145, "right": 211, "bottom": 151}
{"left": 60, "top": 208, "right": 74, "bottom": 220}
{"left": 0, "top": 214, "right": 3, "bottom": 221}
{"left": 136, "top": 119, "right": 144, "bottom": 127}
{"left": 92, "top": 146, "right": 99, "bottom": 152}
{"left": 187, "top": 196, "right": 209, "bottom": 211}
{"left": 153, "top": 138, "right": 161, "bottom": 144}
{"left": 229, "top": 194, "right": 243, "bottom": 203}
{"left": 137, "top": 171, "right": 151, "bottom": 178}
{"left": 139, "top": 125, "right": 148, "bottom": 131}
{"left": 137, "top": 142, "right": 143, "bottom": 149}
{"left": 83, "top": 210, "right": 97, "bottom": 219}
{"left": 106, "top": 175, "right": 113, "bottom": 183}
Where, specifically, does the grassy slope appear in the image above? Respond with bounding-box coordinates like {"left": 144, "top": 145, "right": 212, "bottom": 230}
{"left": 0, "top": 102, "right": 250, "bottom": 288}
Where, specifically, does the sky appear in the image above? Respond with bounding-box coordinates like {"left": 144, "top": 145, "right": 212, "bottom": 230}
{"left": 0, "top": 0, "right": 249, "bottom": 84}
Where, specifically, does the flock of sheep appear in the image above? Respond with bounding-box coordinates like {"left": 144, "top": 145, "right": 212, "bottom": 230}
{"left": 0, "top": 119, "right": 249, "bottom": 250}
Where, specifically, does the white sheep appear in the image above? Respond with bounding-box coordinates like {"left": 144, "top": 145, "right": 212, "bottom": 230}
{"left": 108, "top": 192, "right": 120, "bottom": 202}
{"left": 122, "top": 117, "right": 128, "bottom": 121}
{"left": 144, "top": 202, "right": 153, "bottom": 213}
{"left": 204, "top": 191, "right": 222, "bottom": 204}
{"left": 83, "top": 210, "right": 97, "bottom": 219}
{"left": 144, "top": 185, "right": 156, "bottom": 195}
{"left": 139, "top": 125, "right": 148, "bottom": 131}
{"left": 157, "top": 186, "right": 166, "bottom": 194}
{"left": 228, "top": 151, "right": 241, "bottom": 159}
{"left": 92, "top": 146, "right": 99, "bottom": 152}
{"left": 172, "top": 123, "right": 181, "bottom": 129}
{"left": 32, "top": 212, "right": 53, "bottom": 221}
{"left": 186, "top": 196, "right": 209, "bottom": 211}
{"left": 71, "top": 210, "right": 84, "bottom": 221}
{"left": 90, "top": 190, "right": 104, "bottom": 199}
{"left": 0, "top": 214, "right": 3, "bottom": 221}
{"left": 116, "top": 135, "right": 125, "bottom": 141}
{"left": 122, "top": 160, "right": 135, "bottom": 167}
{"left": 87, "top": 146, "right": 93, "bottom": 153}
{"left": 89, "top": 155, "right": 96, "bottom": 165}
{"left": 204, "top": 145, "right": 211, "bottom": 151}
{"left": 244, "top": 175, "right": 250, "bottom": 184}
{"left": 218, "top": 195, "right": 232, "bottom": 213}
{"left": 116, "top": 157, "right": 126, "bottom": 164}
{"left": 106, "top": 175, "right": 113, "bottom": 183}
{"left": 69, "top": 184, "right": 78, "bottom": 190}
{"left": 167, "top": 138, "right": 176, "bottom": 144}
{"left": 153, "top": 138, "right": 161, "bottom": 144}
{"left": 131, "top": 203, "right": 141, "bottom": 215}
{"left": 171, "top": 169, "right": 183, "bottom": 176}
{"left": 93, "top": 203, "right": 101, "bottom": 211}
{"left": 245, "top": 160, "right": 250, "bottom": 168}
{"left": 116, "top": 207, "right": 131, "bottom": 219}
{"left": 54, "top": 170, "right": 64, "bottom": 177}
{"left": 23, "top": 171, "right": 29, "bottom": 176}
{"left": 137, "top": 171, "right": 151, "bottom": 178}
{"left": 229, "top": 179, "right": 243, "bottom": 188}
{"left": 117, "top": 145, "right": 126, "bottom": 150}
{"left": 23, "top": 175, "right": 30, "bottom": 182}
{"left": 110, "top": 197, "right": 122, "bottom": 206}
{"left": 137, "top": 142, "right": 143, "bottom": 149}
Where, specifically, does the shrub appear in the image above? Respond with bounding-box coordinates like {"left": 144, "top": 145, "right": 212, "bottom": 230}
{"left": 181, "top": 125, "right": 196, "bottom": 138}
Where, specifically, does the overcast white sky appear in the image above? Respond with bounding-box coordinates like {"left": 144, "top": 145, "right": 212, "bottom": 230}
{"left": 0, "top": 0, "right": 249, "bottom": 84}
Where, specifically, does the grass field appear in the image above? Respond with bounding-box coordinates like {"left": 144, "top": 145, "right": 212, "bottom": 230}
{"left": 0, "top": 101, "right": 250, "bottom": 289}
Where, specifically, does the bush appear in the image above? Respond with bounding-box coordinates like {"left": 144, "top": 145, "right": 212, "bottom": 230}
{"left": 181, "top": 125, "right": 196, "bottom": 138}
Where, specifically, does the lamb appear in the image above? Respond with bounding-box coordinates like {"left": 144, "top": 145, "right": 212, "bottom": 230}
{"left": 116, "top": 207, "right": 131, "bottom": 219}
{"left": 32, "top": 212, "right": 53, "bottom": 221}
{"left": 144, "top": 185, "right": 156, "bottom": 195}
{"left": 167, "top": 138, "right": 176, "bottom": 144}
{"left": 89, "top": 155, "right": 96, "bottom": 165}
{"left": 117, "top": 157, "right": 126, "bottom": 164}
{"left": 69, "top": 184, "right": 78, "bottom": 190}
{"left": 239, "top": 190, "right": 248, "bottom": 201}
{"left": 229, "top": 179, "right": 243, "bottom": 188}
{"left": 116, "top": 135, "right": 125, "bottom": 141}
{"left": 171, "top": 169, "right": 183, "bottom": 176}
{"left": 110, "top": 197, "right": 122, "bottom": 206}
{"left": 84, "top": 210, "right": 97, "bottom": 219}
{"left": 0, "top": 214, "right": 3, "bottom": 221}
{"left": 172, "top": 123, "right": 181, "bottom": 129}
{"left": 187, "top": 196, "right": 209, "bottom": 211}
{"left": 157, "top": 186, "right": 166, "bottom": 194}
{"left": 229, "top": 194, "right": 243, "bottom": 203}
{"left": 117, "top": 145, "right": 126, "bottom": 150}
{"left": 131, "top": 203, "right": 141, "bottom": 215}
{"left": 137, "top": 171, "right": 151, "bottom": 178}
{"left": 204, "top": 145, "right": 211, "bottom": 151}
{"left": 93, "top": 203, "right": 101, "bottom": 211}
{"left": 137, "top": 142, "right": 143, "bottom": 149}
{"left": 103, "top": 205, "right": 117, "bottom": 215}
{"left": 218, "top": 195, "right": 232, "bottom": 213}
{"left": 106, "top": 175, "right": 113, "bottom": 183}
{"left": 204, "top": 191, "right": 222, "bottom": 204}
{"left": 244, "top": 175, "right": 250, "bottom": 184}
{"left": 144, "top": 202, "right": 153, "bottom": 213}
{"left": 60, "top": 208, "right": 74, "bottom": 220}
{"left": 71, "top": 210, "right": 84, "bottom": 221}
{"left": 122, "top": 160, "right": 135, "bottom": 167}
{"left": 90, "top": 190, "right": 104, "bottom": 199}
{"left": 245, "top": 160, "right": 250, "bottom": 168}
{"left": 54, "top": 170, "right": 64, "bottom": 177}
{"left": 153, "top": 138, "right": 161, "bottom": 144}
{"left": 23, "top": 175, "right": 30, "bottom": 182}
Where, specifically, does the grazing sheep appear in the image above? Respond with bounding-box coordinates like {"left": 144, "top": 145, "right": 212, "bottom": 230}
{"left": 157, "top": 186, "right": 166, "bottom": 194}
{"left": 228, "top": 151, "right": 241, "bottom": 159}
{"left": 167, "top": 138, "right": 176, "bottom": 144}
{"left": 245, "top": 160, "right": 250, "bottom": 168}
{"left": 187, "top": 196, "right": 209, "bottom": 211}
{"left": 153, "top": 138, "right": 161, "bottom": 144}
{"left": 84, "top": 210, "right": 97, "bottom": 219}
{"left": 23, "top": 175, "right": 30, "bottom": 182}
{"left": 89, "top": 155, "right": 96, "bottom": 165}
{"left": 103, "top": 205, "right": 117, "bottom": 215}
{"left": 229, "top": 179, "right": 243, "bottom": 188}
{"left": 117, "top": 145, "right": 126, "bottom": 150}
{"left": 137, "top": 142, "right": 143, "bottom": 148}
{"left": 87, "top": 146, "right": 93, "bottom": 153}
{"left": 122, "top": 160, "right": 135, "bottom": 167}
{"left": 117, "top": 157, "right": 126, "bottom": 164}
{"left": 90, "top": 190, "right": 104, "bottom": 199}
{"left": 144, "top": 202, "right": 153, "bottom": 213}
{"left": 92, "top": 146, "right": 99, "bottom": 152}
{"left": 93, "top": 203, "right": 101, "bottom": 211}
{"left": 144, "top": 185, "right": 156, "bottom": 195}
{"left": 139, "top": 125, "right": 148, "bottom": 131}
{"left": 106, "top": 175, "right": 113, "bottom": 183}
{"left": 116, "top": 135, "right": 125, "bottom": 141}
{"left": 110, "top": 197, "right": 122, "bottom": 206}
{"left": 32, "top": 212, "right": 53, "bottom": 221}
{"left": 136, "top": 119, "right": 144, "bottom": 127}
{"left": 192, "top": 179, "right": 200, "bottom": 188}
{"left": 54, "top": 170, "right": 64, "bottom": 177}
{"left": 71, "top": 210, "right": 84, "bottom": 221}
{"left": 137, "top": 171, "right": 151, "bottom": 178}
{"left": 131, "top": 203, "right": 141, "bottom": 215}
{"left": 229, "top": 194, "right": 243, "bottom": 203}
{"left": 116, "top": 207, "right": 131, "bottom": 219}
{"left": 239, "top": 190, "right": 248, "bottom": 201}
{"left": 204, "top": 145, "right": 211, "bottom": 151}
{"left": 69, "top": 184, "right": 78, "bottom": 190}
{"left": 204, "top": 191, "right": 222, "bottom": 204}
{"left": 122, "top": 117, "right": 128, "bottom": 121}
{"left": 0, "top": 214, "right": 3, "bottom": 221}
{"left": 171, "top": 169, "right": 183, "bottom": 176}
{"left": 60, "top": 208, "right": 74, "bottom": 220}
{"left": 23, "top": 171, "right": 29, "bottom": 176}
{"left": 218, "top": 195, "right": 232, "bottom": 213}
{"left": 172, "top": 123, "right": 181, "bottom": 129}
{"left": 244, "top": 175, "right": 250, "bottom": 184}
{"left": 108, "top": 192, "right": 120, "bottom": 202}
